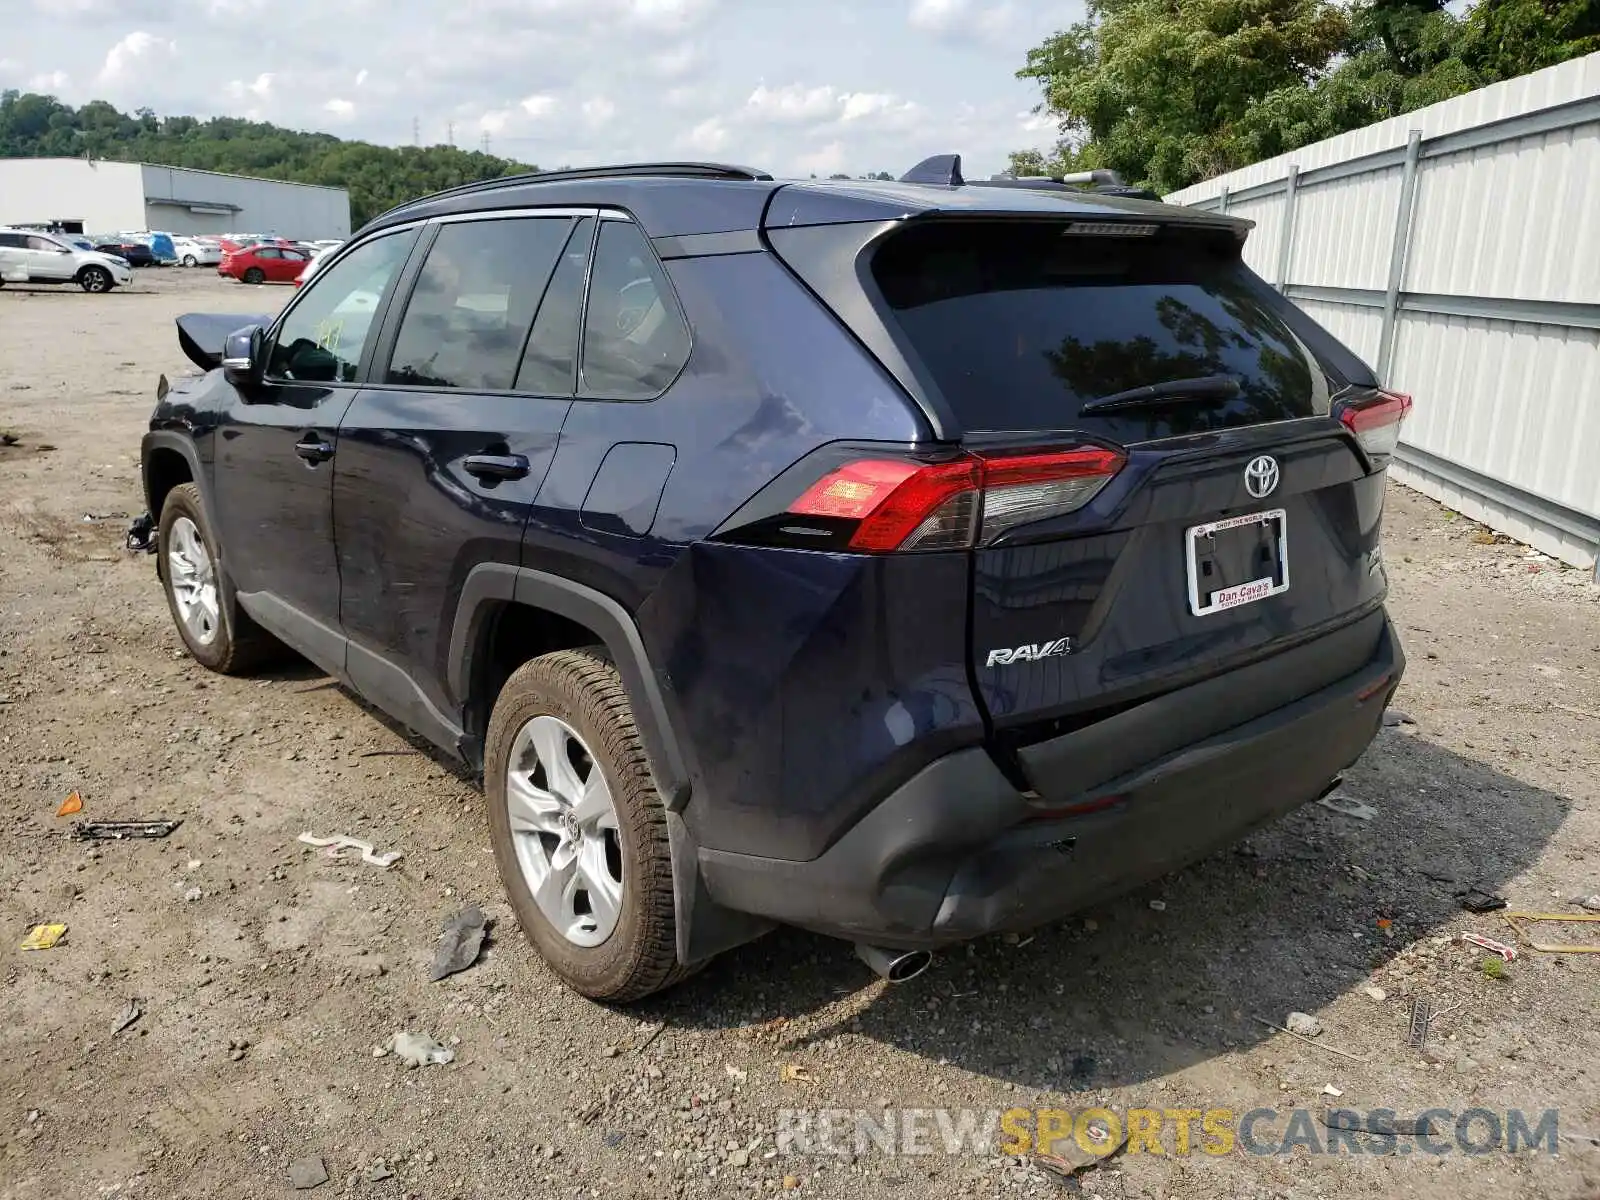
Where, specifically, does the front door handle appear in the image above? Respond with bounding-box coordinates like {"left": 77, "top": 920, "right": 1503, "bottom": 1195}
{"left": 295, "top": 436, "right": 335, "bottom": 465}
{"left": 464, "top": 454, "right": 531, "bottom": 482}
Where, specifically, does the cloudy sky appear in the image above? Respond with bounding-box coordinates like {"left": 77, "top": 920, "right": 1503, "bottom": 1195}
{"left": 1, "top": 0, "right": 1079, "bottom": 178}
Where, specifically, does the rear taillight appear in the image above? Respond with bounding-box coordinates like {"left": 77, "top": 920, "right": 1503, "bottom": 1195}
{"left": 1338, "top": 388, "right": 1412, "bottom": 461}
{"left": 784, "top": 445, "right": 1125, "bottom": 553}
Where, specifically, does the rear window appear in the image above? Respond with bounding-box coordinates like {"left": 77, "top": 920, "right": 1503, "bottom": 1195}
{"left": 871, "top": 221, "right": 1317, "bottom": 437}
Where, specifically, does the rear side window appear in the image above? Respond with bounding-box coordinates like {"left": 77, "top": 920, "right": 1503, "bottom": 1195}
{"left": 580, "top": 219, "right": 690, "bottom": 400}
{"left": 872, "top": 222, "right": 1316, "bottom": 436}
{"left": 387, "top": 216, "right": 572, "bottom": 391}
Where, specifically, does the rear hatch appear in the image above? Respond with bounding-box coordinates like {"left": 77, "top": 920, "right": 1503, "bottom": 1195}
{"left": 767, "top": 206, "right": 1406, "bottom": 775}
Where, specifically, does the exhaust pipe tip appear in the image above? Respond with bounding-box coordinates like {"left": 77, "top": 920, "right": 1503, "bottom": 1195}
{"left": 855, "top": 943, "right": 933, "bottom": 984}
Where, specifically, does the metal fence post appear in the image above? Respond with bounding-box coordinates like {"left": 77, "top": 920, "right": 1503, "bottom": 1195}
{"left": 1217, "top": 186, "right": 1230, "bottom": 214}
{"left": 1274, "top": 165, "right": 1299, "bottom": 292}
{"left": 1377, "top": 130, "right": 1423, "bottom": 382}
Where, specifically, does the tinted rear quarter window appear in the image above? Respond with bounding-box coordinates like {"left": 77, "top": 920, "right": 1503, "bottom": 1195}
{"left": 871, "top": 221, "right": 1316, "bottom": 438}
{"left": 580, "top": 219, "right": 690, "bottom": 401}
{"left": 514, "top": 217, "right": 594, "bottom": 395}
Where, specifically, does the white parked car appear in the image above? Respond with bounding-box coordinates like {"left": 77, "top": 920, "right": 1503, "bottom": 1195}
{"left": 0, "top": 227, "right": 135, "bottom": 292}
{"left": 173, "top": 236, "right": 222, "bottom": 267}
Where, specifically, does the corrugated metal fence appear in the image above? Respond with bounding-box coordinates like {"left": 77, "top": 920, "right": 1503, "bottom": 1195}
{"left": 1166, "top": 53, "right": 1600, "bottom": 575}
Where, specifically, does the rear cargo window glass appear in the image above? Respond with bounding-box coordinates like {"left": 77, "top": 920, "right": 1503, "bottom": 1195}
{"left": 872, "top": 222, "right": 1315, "bottom": 436}
{"left": 387, "top": 216, "right": 572, "bottom": 391}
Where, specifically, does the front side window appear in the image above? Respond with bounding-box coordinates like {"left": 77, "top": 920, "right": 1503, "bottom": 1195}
{"left": 580, "top": 219, "right": 690, "bottom": 400}
{"left": 266, "top": 230, "right": 416, "bottom": 383}
{"left": 27, "top": 236, "right": 63, "bottom": 251}
{"left": 386, "top": 216, "right": 572, "bottom": 391}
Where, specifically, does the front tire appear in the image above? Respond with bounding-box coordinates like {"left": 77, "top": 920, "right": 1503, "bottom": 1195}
{"left": 485, "top": 649, "right": 687, "bottom": 1002}
{"left": 242, "top": 267, "right": 265, "bottom": 284}
{"left": 78, "top": 266, "right": 112, "bottom": 293}
{"left": 157, "top": 483, "right": 281, "bottom": 674}
{"left": 182, "top": 254, "right": 197, "bottom": 267}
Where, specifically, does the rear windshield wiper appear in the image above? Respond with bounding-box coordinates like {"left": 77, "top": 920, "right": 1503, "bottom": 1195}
{"left": 1078, "top": 374, "right": 1241, "bottom": 416}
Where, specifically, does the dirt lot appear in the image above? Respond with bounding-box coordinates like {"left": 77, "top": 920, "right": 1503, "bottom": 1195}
{"left": 2, "top": 269, "right": 1599, "bottom": 1200}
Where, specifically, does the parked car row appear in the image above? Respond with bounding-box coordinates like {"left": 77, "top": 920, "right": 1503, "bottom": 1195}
{"left": 0, "top": 227, "right": 135, "bottom": 291}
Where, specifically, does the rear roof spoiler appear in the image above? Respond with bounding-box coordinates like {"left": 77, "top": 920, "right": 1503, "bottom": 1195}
{"left": 898, "top": 154, "right": 1161, "bottom": 201}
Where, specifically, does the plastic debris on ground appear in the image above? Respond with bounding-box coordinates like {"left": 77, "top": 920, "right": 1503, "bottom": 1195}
{"left": 21, "top": 924, "right": 68, "bottom": 951}
{"left": 380, "top": 1031, "right": 456, "bottom": 1068}
{"left": 1461, "top": 932, "right": 1518, "bottom": 962}
{"left": 287, "top": 1155, "right": 329, "bottom": 1189}
{"left": 125, "top": 514, "right": 156, "bottom": 554}
{"left": 71, "top": 820, "right": 180, "bottom": 841}
{"left": 1316, "top": 790, "right": 1377, "bottom": 821}
{"left": 1381, "top": 709, "right": 1416, "bottom": 727}
{"left": 1456, "top": 887, "right": 1507, "bottom": 914}
{"left": 1030, "top": 1112, "right": 1127, "bottom": 1183}
{"left": 297, "top": 831, "right": 402, "bottom": 868}
{"left": 112, "top": 998, "right": 141, "bottom": 1035}
{"left": 56, "top": 791, "right": 83, "bottom": 817}
{"left": 1285, "top": 1012, "right": 1323, "bottom": 1038}
{"left": 430, "top": 905, "right": 489, "bottom": 981}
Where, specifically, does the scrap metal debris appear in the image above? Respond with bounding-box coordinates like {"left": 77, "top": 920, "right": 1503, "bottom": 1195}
{"left": 1323, "top": 1108, "right": 1435, "bottom": 1137}
{"left": 1251, "top": 1015, "right": 1367, "bottom": 1062}
{"left": 297, "top": 831, "right": 402, "bottom": 868}
{"left": 125, "top": 514, "right": 156, "bottom": 554}
{"left": 1030, "top": 1112, "right": 1127, "bottom": 1184}
{"left": 1502, "top": 911, "right": 1600, "bottom": 954}
{"left": 71, "top": 820, "right": 181, "bottom": 841}
{"left": 21, "top": 924, "right": 67, "bottom": 951}
{"left": 430, "top": 906, "right": 489, "bottom": 981}
{"left": 1407, "top": 998, "right": 1432, "bottom": 1047}
{"left": 1381, "top": 709, "right": 1417, "bottom": 727}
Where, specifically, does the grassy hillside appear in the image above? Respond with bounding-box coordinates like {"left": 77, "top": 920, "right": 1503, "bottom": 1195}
{"left": 0, "top": 91, "right": 536, "bottom": 227}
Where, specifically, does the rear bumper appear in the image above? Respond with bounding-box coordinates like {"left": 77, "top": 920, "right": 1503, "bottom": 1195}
{"left": 696, "top": 612, "right": 1402, "bottom": 949}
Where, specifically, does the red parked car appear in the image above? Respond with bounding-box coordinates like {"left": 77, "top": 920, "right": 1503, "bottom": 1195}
{"left": 218, "top": 243, "right": 311, "bottom": 284}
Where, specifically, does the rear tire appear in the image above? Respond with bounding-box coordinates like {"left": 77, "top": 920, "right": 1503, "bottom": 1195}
{"left": 485, "top": 649, "right": 691, "bottom": 1002}
{"left": 78, "top": 266, "right": 111, "bottom": 293}
{"left": 157, "top": 483, "right": 282, "bottom": 674}
{"left": 242, "top": 267, "right": 265, "bottom": 284}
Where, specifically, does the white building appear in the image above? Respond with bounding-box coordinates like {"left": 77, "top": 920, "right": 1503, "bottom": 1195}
{"left": 0, "top": 158, "right": 350, "bottom": 240}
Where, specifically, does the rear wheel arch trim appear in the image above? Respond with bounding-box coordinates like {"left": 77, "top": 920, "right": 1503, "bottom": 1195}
{"left": 450, "top": 563, "right": 690, "bottom": 811}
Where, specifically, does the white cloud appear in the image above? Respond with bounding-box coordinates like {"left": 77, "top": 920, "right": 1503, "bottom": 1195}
{"left": 520, "top": 94, "right": 558, "bottom": 118}
{"left": 29, "top": 70, "right": 72, "bottom": 93}
{"left": 683, "top": 116, "right": 729, "bottom": 153}
{"left": 355, "top": 68, "right": 369, "bottom": 87}
{"left": 1019, "top": 110, "right": 1056, "bottom": 134}
{"left": 325, "top": 97, "right": 355, "bottom": 118}
{"left": 746, "top": 83, "right": 840, "bottom": 124}
{"left": 581, "top": 95, "right": 616, "bottom": 127}
{"left": 478, "top": 108, "right": 513, "bottom": 134}
{"left": 907, "top": 0, "right": 1017, "bottom": 43}
{"left": 795, "top": 141, "right": 847, "bottom": 176}
{"left": 225, "top": 72, "right": 274, "bottom": 101}
{"left": 647, "top": 43, "right": 702, "bottom": 80}
{"left": 98, "top": 31, "right": 177, "bottom": 86}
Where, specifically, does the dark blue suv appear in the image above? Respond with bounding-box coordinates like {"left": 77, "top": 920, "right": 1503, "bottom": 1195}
{"left": 141, "top": 157, "right": 1407, "bottom": 1000}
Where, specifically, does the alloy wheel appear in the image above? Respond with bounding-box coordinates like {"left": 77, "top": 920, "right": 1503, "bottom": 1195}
{"left": 167, "top": 516, "right": 220, "bottom": 646}
{"left": 504, "top": 715, "right": 625, "bottom": 948}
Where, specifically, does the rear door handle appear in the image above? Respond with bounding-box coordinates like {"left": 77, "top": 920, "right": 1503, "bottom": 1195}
{"left": 295, "top": 437, "right": 335, "bottom": 465}
{"left": 464, "top": 454, "right": 531, "bottom": 482}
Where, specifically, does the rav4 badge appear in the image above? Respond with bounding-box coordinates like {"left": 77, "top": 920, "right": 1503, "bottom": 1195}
{"left": 986, "top": 637, "right": 1072, "bottom": 667}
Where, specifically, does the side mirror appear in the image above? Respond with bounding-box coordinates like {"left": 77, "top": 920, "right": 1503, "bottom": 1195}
{"left": 221, "top": 324, "right": 265, "bottom": 386}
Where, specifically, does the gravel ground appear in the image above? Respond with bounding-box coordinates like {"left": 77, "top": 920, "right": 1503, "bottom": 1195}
{"left": 3, "top": 270, "right": 1599, "bottom": 1200}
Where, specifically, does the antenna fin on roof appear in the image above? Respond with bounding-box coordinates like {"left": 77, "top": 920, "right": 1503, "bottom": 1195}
{"left": 899, "top": 154, "right": 964, "bottom": 187}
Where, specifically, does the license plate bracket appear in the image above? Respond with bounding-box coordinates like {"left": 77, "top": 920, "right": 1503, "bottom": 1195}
{"left": 1186, "top": 509, "right": 1288, "bottom": 616}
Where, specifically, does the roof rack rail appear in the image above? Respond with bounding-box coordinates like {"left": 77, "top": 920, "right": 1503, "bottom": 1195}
{"left": 379, "top": 161, "right": 774, "bottom": 220}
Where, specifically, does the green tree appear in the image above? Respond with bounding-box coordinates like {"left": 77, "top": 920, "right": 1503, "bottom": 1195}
{"left": 0, "top": 91, "right": 537, "bottom": 226}
{"left": 1016, "top": 0, "right": 1598, "bottom": 193}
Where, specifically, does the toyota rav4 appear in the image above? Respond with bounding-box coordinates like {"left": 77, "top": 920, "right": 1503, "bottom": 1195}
{"left": 140, "top": 157, "right": 1407, "bottom": 1000}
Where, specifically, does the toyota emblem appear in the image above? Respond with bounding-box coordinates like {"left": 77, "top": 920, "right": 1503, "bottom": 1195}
{"left": 1244, "top": 455, "right": 1280, "bottom": 499}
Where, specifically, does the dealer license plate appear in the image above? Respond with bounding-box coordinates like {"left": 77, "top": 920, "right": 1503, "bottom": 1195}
{"left": 1185, "top": 509, "right": 1289, "bottom": 617}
